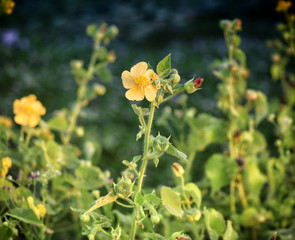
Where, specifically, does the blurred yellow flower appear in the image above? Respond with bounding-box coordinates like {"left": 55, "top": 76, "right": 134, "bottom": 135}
{"left": 1, "top": 157, "right": 12, "bottom": 179}
{"left": 37, "top": 204, "right": 47, "bottom": 217}
{"left": 276, "top": 0, "right": 292, "bottom": 12}
{"left": 0, "top": 116, "right": 12, "bottom": 128}
{"left": 13, "top": 94, "right": 46, "bottom": 127}
{"left": 1, "top": 0, "right": 15, "bottom": 15}
{"left": 121, "top": 62, "right": 158, "bottom": 102}
{"left": 27, "top": 196, "right": 40, "bottom": 218}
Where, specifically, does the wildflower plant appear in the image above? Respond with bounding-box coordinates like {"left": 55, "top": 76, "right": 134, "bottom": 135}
{"left": 76, "top": 55, "right": 220, "bottom": 240}
{"left": 0, "top": 23, "right": 117, "bottom": 240}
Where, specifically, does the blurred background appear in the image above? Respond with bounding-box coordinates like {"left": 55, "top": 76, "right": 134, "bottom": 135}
{"left": 0, "top": 0, "right": 283, "bottom": 181}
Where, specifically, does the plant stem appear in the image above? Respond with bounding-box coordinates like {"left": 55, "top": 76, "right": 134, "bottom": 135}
{"left": 130, "top": 100, "right": 156, "bottom": 240}
{"left": 185, "top": 151, "right": 196, "bottom": 182}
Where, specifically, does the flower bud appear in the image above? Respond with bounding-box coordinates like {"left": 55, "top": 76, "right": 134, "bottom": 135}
{"left": 171, "top": 72, "right": 181, "bottom": 86}
{"left": 76, "top": 127, "right": 84, "bottom": 137}
{"left": 107, "top": 50, "right": 116, "bottom": 63}
{"left": 246, "top": 89, "right": 258, "bottom": 101}
{"left": 172, "top": 162, "right": 184, "bottom": 177}
{"left": 71, "top": 60, "right": 84, "bottom": 70}
{"left": 109, "top": 25, "right": 119, "bottom": 38}
{"left": 92, "top": 190, "right": 100, "bottom": 199}
{"left": 94, "top": 84, "right": 106, "bottom": 96}
{"left": 184, "top": 78, "right": 203, "bottom": 94}
{"left": 114, "top": 181, "right": 132, "bottom": 198}
{"left": 80, "top": 214, "right": 90, "bottom": 223}
{"left": 150, "top": 214, "right": 160, "bottom": 225}
{"left": 185, "top": 208, "right": 201, "bottom": 222}
{"left": 234, "top": 19, "right": 242, "bottom": 31}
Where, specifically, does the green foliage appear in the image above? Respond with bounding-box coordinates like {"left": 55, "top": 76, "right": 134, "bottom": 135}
{"left": 161, "top": 186, "right": 184, "bottom": 217}
{"left": 206, "top": 154, "right": 238, "bottom": 193}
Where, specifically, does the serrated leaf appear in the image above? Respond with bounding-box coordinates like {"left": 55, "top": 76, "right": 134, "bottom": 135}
{"left": 135, "top": 192, "right": 144, "bottom": 206}
{"left": 161, "top": 186, "right": 183, "bottom": 217}
{"left": 204, "top": 208, "right": 226, "bottom": 240}
{"left": 223, "top": 220, "right": 238, "bottom": 240}
{"left": 185, "top": 183, "right": 202, "bottom": 208}
{"left": 166, "top": 144, "right": 187, "bottom": 162}
{"left": 205, "top": 154, "right": 238, "bottom": 193}
{"left": 144, "top": 194, "right": 162, "bottom": 206}
{"left": 156, "top": 54, "right": 171, "bottom": 78}
{"left": 7, "top": 208, "right": 42, "bottom": 225}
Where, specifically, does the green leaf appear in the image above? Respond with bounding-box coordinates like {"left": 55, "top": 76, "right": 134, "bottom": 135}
{"left": 161, "top": 186, "right": 183, "bottom": 217}
{"left": 234, "top": 49, "right": 246, "bottom": 66}
{"left": 204, "top": 208, "right": 226, "bottom": 240}
{"left": 74, "top": 166, "right": 105, "bottom": 190}
{"left": 245, "top": 159, "right": 266, "bottom": 203}
{"left": 43, "top": 140, "right": 62, "bottom": 169}
{"left": 185, "top": 183, "right": 202, "bottom": 208}
{"left": 254, "top": 91, "right": 268, "bottom": 125}
{"left": 223, "top": 221, "right": 238, "bottom": 240}
{"left": 86, "top": 24, "right": 98, "bottom": 36}
{"left": 187, "top": 114, "right": 228, "bottom": 152}
{"left": 135, "top": 192, "right": 144, "bottom": 206}
{"left": 0, "top": 226, "right": 12, "bottom": 239}
{"left": 144, "top": 194, "right": 162, "bottom": 206}
{"left": 48, "top": 115, "right": 68, "bottom": 131}
{"left": 270, "top": 64, "right": 282, "bottom": 81}
{"left": 144, "top": 232, "right": 167, "bottom": 240}
{"left": 156, "top": 54, "right": 171, "bottom": 78}
{"left": 0, "top": 125, "right": 8, "bottom": 155}
{"left": 205, "top": 154, "right": 238, "bottom": 193}
{"left": 95, "top": 64, "right": 112, "bottom": 82}
{"left": 166, "top": 144, "right": 187, "bottom": 162}
{"left": 6, "top": 208, "right": 42, "bottom": 225}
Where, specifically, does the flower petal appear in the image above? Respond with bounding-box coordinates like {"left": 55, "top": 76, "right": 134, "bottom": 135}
{"left": 121, "top": 71, "right": 135, "bottom": 89}
{"left": 146, "top": 69, "right": 158, "bottom": 82}
{"left": 144, "top": 85, "right": 157, "bottom": 102}
{"left": 125, "top": 87, "right": 145, "bottom": 101}
{"left": 130, "top": 62, "right": 147, "bottom": 76}
{"left": 14, "top": 114, "right": 28, "bottom": 126}
{"left": 29, "top": 115, "right": 40, "bottom": 127}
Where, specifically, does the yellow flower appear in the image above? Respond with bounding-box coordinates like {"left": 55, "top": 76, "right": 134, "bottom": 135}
{"left": 1, "top": 157, "right": 12, "bottom": 168}
{"left": 1, "top": 157, "right": 12, "bottom": 179}
{"left": 27, "top": 196, "right": 40, "bottom": 218}
{"left": 276, "top": 0, "right": 292, "bottom": 12}
{"left": 37, "top": 204, "right": 47, "bottom": 217}
{"left": 13, "top": 94, "right": 46, "bottom": 127}
{"left": 121, "top": 62, "right": 158, "bottom": 102}
{"left": 1, "top": 0, "right": 15, "bottom": 15}
{"left": 0, "top": 116, "right": 12, "bottom": 128}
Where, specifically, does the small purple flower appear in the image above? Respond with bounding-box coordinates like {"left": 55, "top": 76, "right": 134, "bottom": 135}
{"left": 36, "top": 174, "right": 40, "bottom": 178}
{"left": 7, "top": 187, "right": 11, "bottom": 191}
{"left": 2, "top": 186, "right": 6, "bottom": 190}
{"left": 16, "top": 174, "right": 21, "bottom": 179}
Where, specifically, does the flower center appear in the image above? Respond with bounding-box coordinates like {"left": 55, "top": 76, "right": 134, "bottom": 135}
{"left": 135, "top": 75, "right": 148, "bottom": 87}
{"left": 24, "top": 105, "right": 34, "bottom": 114}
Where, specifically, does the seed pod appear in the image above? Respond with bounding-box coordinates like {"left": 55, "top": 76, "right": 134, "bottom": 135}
{"left": 115, "top": 181, "right": 132, "bottom": 198}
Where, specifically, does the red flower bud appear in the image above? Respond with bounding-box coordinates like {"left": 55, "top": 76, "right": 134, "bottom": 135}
{"left": 193, "top": 78, "right": 204, "bottom": 89}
